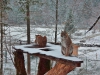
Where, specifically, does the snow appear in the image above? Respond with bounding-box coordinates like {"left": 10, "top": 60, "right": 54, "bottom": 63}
{"left": 35, "top": 28, "right": 47, "bottom": 31}
{"left": 14, "top": 43, "right": 82, "bottom": 62}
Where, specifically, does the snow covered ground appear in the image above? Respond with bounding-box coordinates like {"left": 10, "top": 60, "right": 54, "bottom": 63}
{"left": 3, "top": 26, "right": 100, "bottom": 75}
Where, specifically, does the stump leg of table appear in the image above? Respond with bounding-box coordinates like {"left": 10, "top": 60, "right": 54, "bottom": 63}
{"left": 37, "top": 58, "right": 50, "bottom": 75}
{"left": 45, "top": 62, "right": 77, "bottom": 75}
{"left": 14, "top": 50, "right": 27, "bottom": 75}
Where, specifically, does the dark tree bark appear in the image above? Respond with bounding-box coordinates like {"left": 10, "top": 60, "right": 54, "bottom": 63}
{"left": 14, "top": 50, "right": 27, "bottom": 75}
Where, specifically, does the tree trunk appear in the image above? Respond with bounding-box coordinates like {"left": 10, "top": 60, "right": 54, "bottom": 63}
{"left": 26, "top": 0, "right": 30, "bottom": 44}
{"left": 55, "top": 0, "right": 58, "bottom": 44}
{"left": 37, "top": 58, "right": 50, "bottom": 75}
{"left": 14, "top": 50, "right": 27, "bottom": 75}
{"left": 0, "top": 0, "right": 3, "bottom": 74}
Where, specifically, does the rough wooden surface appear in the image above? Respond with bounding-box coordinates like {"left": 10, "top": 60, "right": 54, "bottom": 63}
{"left": 13, "top": 50, "right": 27, "bottom": 75}
{"left": 45, "top": 62, "right": 76, "bottom": 75}
{"left": 37, "top": 58, "right": 50, "bottom": 75}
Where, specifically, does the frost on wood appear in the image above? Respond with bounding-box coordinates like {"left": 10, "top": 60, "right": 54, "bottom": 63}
{"left": 13, "top": 50, "right": 27, "bottom": 75}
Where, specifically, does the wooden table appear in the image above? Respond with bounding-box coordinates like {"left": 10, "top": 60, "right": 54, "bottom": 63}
{"left": 13, "top": 43, "right": 83, "bottom": 75}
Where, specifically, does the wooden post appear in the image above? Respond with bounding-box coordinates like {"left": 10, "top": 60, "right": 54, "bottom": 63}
{"left": 26, "top": 0, "right": 30, "bottom": 44}
{"left": 14, "top": 50, "right": 27, "bottom": 75}
{"left": 37, "top": 58, "right": 50, "bottom": 75}
{"left": 27, "top": 53, "right": 31, "bottom": 75}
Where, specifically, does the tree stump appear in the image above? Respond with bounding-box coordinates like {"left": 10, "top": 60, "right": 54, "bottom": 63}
{"left": 14, "top": 50, "right": 27, "bottom": 75}
{"left": 37, "top": 58, "right": 50, "bottom": 75}
{"left": 45, "top": 62, "right": 76, "bottom": 75}
{"left": 72, "top": 44, "right": 80, "bottom": 56}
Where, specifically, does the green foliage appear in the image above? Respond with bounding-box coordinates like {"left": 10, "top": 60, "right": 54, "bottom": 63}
{"left": 0, "top": 0, "right": 12, "bottom": 11}
{"left": 0, "top": 0, "right": 12, "bottom": 20}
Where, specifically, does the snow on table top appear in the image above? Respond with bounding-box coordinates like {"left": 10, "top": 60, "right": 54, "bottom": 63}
{"left": 13, "top": 43, "right": 83, "bottom": 62}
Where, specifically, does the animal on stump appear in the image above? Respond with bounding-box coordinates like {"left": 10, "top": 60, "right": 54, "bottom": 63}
{"left": 35, "top": 35, "right": 47, "bottom": 47}
{"left": 61, "top": 31, "right": 80, "bottom": 56}
{"left": 61, "top": 31, "right": 73, "bottom": 56}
